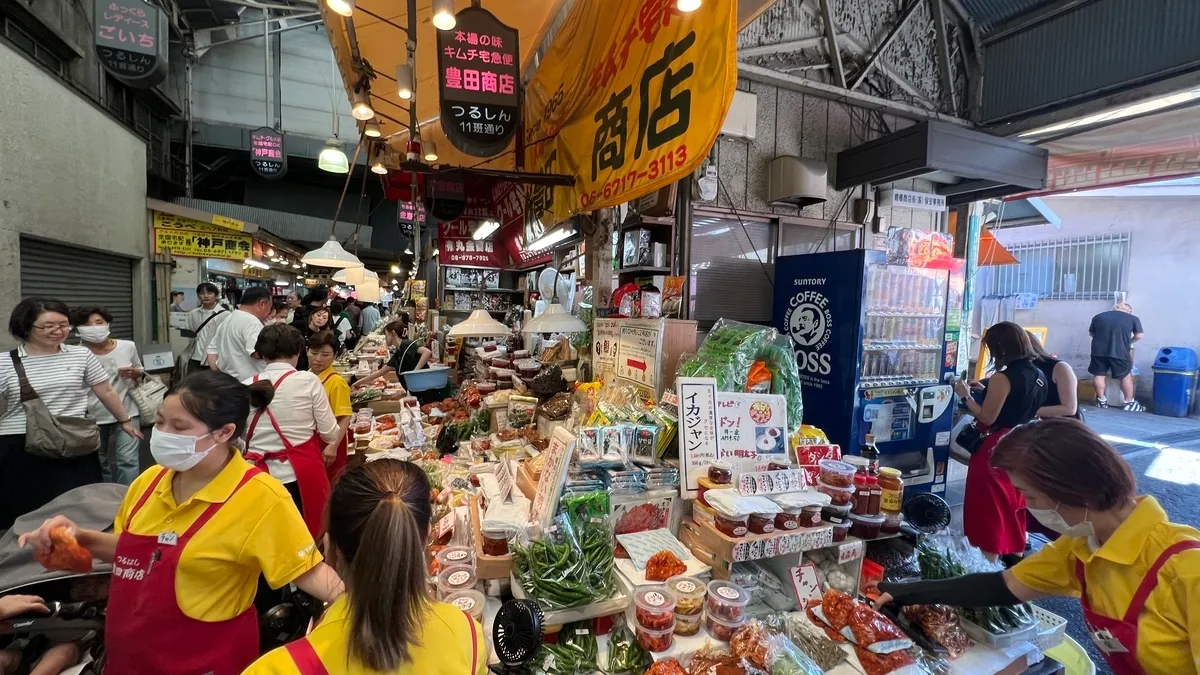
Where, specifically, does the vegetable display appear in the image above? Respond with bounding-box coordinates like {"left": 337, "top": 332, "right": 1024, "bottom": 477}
{"left": 511, "top": 516, "right": 614, "bottom": 611}
{"left": 917, "top": 540, "right": 1037, "bottom": 636}
{"left": 677, "top": 319, "right": 775, "bottom": 392}
{"left": 606, "top": 615, "right": 652, "bottom": 674}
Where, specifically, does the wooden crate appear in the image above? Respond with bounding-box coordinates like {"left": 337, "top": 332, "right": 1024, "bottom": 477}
{"left": 516, "top": 460, "right": 538, "bottom": 501}
{"left": 468, "top": 494, "right": 512, "bottom": 580}
{"left": 679, "top": 517, "right": 833, "bottom": 565}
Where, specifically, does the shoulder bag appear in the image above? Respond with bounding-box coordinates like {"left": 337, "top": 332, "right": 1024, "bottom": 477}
{"left": 10, "top": 350, "right": 100, "bottom": 459}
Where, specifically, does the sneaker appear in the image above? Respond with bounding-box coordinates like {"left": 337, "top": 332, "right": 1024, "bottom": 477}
{"left": 1123, "top": 400, "right": 1146, "bottom": 412}
{"left": 1096, "top": 397, "right": 1109, "bottom": 409}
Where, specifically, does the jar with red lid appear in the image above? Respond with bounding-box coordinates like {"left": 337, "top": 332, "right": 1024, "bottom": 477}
{"left": 747, "top": 513, "right": 775, "bottom": 534}
{"left": 714, "top": 513, "right": 748, "bottom": 538}
{"left": 775, "top": 509, "right": 801, "bottom": 531}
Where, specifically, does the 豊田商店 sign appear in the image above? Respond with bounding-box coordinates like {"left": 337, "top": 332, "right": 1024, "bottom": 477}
{"left": 522, "top": 0, "right": 737, "bottom": 224}
{"left": 249, "top": 128, "right": 287, "bottom": 179}
{"left": 436, "top": 7, "right": 520, "bottom": 158}
{"left": 93, "top": 0, "right": 168, "bottom": 87}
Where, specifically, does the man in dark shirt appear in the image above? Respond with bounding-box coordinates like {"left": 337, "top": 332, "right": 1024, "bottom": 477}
{"left": 1088, "top": 303, "right": 1144, "bottom": 411}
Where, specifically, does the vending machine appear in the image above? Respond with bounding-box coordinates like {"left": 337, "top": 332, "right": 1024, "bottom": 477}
{"left": 772, "top": 249, "right": 959, "bottom": 495}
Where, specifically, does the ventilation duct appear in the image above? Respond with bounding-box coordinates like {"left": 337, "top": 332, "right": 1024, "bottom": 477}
{"left": 767, "top": 156, "right": 827, "bottom": 208}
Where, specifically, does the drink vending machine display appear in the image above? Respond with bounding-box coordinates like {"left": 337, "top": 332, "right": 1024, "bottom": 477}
{"left": 772, "top": 249, "right": 958, "bottom": 496}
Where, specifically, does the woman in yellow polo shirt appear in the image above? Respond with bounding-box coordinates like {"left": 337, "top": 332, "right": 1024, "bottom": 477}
{"left": 245, "top": 458, "right": 487, "bottom": 675}
{"left": 875, "top": 418, "right": 1200, "bottom": 675}
{"left": 307, "top": 330, "right": 352, "bottom": 481}
{"left": 19, "top": 371, "right": 345, "bottom": 675}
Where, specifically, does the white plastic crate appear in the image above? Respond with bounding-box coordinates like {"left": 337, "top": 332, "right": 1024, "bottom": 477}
{"left": 1031, "top": 605, "right": 1068, "bottom": 651}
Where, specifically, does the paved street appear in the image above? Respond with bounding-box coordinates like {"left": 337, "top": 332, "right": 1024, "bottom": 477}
{"left": 944, "top": 403, "right": 1200, "bottom": 673}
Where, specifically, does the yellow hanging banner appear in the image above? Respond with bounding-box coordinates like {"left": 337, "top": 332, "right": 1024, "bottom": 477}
{"left": 153, "top": 212, "right": 252, "bottom": 260}
{"left": 522, "top": 0, "right": 737, "bottom": 222}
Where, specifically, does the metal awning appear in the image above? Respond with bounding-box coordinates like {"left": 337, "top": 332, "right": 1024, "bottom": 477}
{"left": 992, "top": 197, "right": 1059, "bottom": 229}
{"left": 321, "top": 1, "right": 566, "bottom": 170}
{"left": 834, "top": 120, "right": 1049, "bottom": 205}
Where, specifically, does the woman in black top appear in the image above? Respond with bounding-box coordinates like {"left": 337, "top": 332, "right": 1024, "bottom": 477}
{"left": 1028, "top": 333, "right": 1079, "bottom": 419}
{"left": 955, "top": 322, "right": 1047, "bottom": 561}
{"left": 295, "top": 306, "right": 332, "bottom": 372}
{"left": 351, "top": 320, "right": 431, "bottom": 390}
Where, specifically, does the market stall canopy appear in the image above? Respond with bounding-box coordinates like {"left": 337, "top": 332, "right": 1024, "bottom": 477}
{"left": 947, "top": 211, "right": 1018, "bottom": 267}
{"left": 321, "top": 0, "right": 564, "bottom": 171}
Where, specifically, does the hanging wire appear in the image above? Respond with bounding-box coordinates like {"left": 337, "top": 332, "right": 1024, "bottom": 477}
{"left": 716, "top": 176, "right": 774, "bottom": 289}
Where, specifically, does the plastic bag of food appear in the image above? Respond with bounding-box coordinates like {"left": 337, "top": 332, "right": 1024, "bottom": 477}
{"left": 34, "top": 527, "right": 92, "bottom": 573}
{"left": 644, "top": 659, "right": 688, "bottom": 675}
{"left": 675, "top": 352, "right": 737, "bottom": 392}
{"left": 606, "top": 614, "right": 652, "bottom": 674}
{"left": 745, "top": 361, "right": 773, "bottom": 393}
{"left": 510, "top": 518, "right": 596, "bottom": 611}
{"left": 692, "top": 319, "right": 778, "bottom": 392}
{"left": 577, "top": 514, "right": 616, "bottom": 599}
{"left": 853, "top": 645, "right": 927, "bottom": 675}
{"left": 731, "top": 621, "right": 775, "bottom": 670}
{"left": 765, "top": 633, "right": 825, "bottom": 675}
{"left": 759, "top": 337, "right": 805, "bottom": 433}
{"left": 845, "top": 602, "right": 914, "bottom": 654}
{"left": 903, "top": 605, "right": 973, "bottom": 659}
{"left": 767, "top": 612, "right": 847, "bottom": 671}
{"left": 631, "top": 424, "right": 658, "bottom": 466}
{"left": 644, "top": 550, "right": 687, "bottom": 582}
{"left": 576, "top": 426, "right": 602, "bottom": 464}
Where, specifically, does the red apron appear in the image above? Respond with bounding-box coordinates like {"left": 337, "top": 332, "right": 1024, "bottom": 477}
{"left": 105, "top": 467, "right": 262, "bottom": 675}
{"left": 1075, "top": 540, "right": 1200, "bottom": 675}
{"left": 318, "top": 370, "right": 350, "bottom": 484}
{"left": 962, "top": 427, "right": 1027, "bottom": 555}
{"left": 281, "top": 610, "right": 480, "bottom": 675}
{"left": 245, "top": 370, "right": 331, "bottom": 539}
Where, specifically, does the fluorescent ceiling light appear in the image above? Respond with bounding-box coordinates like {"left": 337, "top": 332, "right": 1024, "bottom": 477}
{"left": 473, "top": 219, "right": 500, "bottom": 240}
{"left": 528, "top": 226, "right": 576, "bottom": 252}
{"left": 274, "top": 280, "right": 290, "bottom": 286}
{"left": 1019, "top": 86, "right": 1200, "bottom": 138}
{"left": 243, "top": 258, "right": 270, "bottom": 270}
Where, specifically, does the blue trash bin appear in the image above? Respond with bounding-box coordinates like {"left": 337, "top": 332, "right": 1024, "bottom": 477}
{"left": 1152, "top": 347, "right": 1198, "bottom": 417}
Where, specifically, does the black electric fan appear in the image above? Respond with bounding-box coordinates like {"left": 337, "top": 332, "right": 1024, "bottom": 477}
{"left": 904, "top": 492, "right": 953, "bottom": 533}
{"left": 490, "top": 599, "right": 545, "bottom": 674}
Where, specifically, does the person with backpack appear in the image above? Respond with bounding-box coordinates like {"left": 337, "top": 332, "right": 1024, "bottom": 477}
{"left": 329, "top": 300, "right": 357, "bottom": 352}
{"left": 185, "top": 282, "right": 225, "bottom": 373}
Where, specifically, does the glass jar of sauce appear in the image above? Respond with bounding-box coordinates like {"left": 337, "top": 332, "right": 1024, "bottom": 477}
{"left": 715, "top": 513, "right": 748, "bottom": 537}
{"left": 852, "top": 475, "right": 871, "bottom": 515}
{"left": 878, "top": 467, "right": 905, "bottom": 515}
{"left": 775, "top": 509, "right": 801, "bottom": 531}
{"left": 748, "top": 513, "right": 775, "bottom": 534}
{"left": 800, "top": 504, "right": 823, "bottom": 528}
{"left": 867, "top": 475, "right": 883, "bottom": 515}
{"left": 708, "top": 461, "right": 733, "bottom": 485}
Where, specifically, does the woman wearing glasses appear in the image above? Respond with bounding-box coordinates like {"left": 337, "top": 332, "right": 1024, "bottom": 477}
{"left": 0, "top": 298, "right": 141, "bottom": 531}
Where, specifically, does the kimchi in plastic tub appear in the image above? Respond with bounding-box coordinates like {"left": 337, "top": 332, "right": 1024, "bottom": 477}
{"left": 634, "top": 585, "right": 677, "bottom": 630}
{"left": 635, "top": 618, "right": 675, "bottom": 652}
{"left": 706, "top": 580, "right": 750, "bottom": 622}
{"left": 704, "top": 611, "right": 746, "bottom": 642}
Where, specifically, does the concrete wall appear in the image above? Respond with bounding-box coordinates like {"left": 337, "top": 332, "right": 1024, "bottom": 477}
{"left": 991, "top": 195, "right": 1200, "bottom": 399}
{"left": 0, "top": 43, "right": 150, "bottom": 350}
{"left": 703, "top": 78, "right": 942, "bottom": 236}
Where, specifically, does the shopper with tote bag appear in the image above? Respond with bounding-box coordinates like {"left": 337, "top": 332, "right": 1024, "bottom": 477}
{"left": 0, "top": 298, "right": 142, "bottom": 531}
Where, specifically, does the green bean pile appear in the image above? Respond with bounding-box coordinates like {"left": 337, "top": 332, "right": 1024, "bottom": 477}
{"left": 511, "top": 517, "right": 615, "bottom": 611}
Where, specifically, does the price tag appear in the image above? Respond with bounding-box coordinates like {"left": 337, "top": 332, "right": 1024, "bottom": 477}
{"left": 789, "top": 563, "right": 822, "bottom": 604}
{"left": 434, "top": 512, "right": 455, "bottom": 540}
{"left": 837, "top": 540, "right": 865, "bottom": 564}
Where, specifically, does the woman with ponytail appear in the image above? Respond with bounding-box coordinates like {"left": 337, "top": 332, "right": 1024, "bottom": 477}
{"left": 246, "top": 459, "right": 487, "bottom": 675}
{"left": 19, "top": 371, "right": 344, "bottom": 675}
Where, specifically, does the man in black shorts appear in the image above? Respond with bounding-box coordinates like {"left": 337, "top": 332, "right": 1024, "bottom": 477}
{"left": 1088, "top": 302, "right": 1144, "bottom": 411}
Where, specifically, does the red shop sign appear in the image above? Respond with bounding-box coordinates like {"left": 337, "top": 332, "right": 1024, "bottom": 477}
{"left": 493, "top": 181, "right": 552, "bottom": 269}
{"left": 438, "top": 195, "right": 510, "bottom": 268}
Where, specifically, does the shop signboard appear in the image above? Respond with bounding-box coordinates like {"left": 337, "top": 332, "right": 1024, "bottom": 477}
{"left": 249, "top": 127, "right": 287, "bottom": 179}
{"left": 94, "top": 0, "right": 168, "bottom": 87}
{"left": 153, "top": 212, "right": 252, "bottom": 260}
{"left": 437, "top": 195, "right": 508, "bottom": 268}
{"left": 522, "top": 0, "right": 736, "bottom": 224}
{"left": 615, "top": 321, "right": 662, "bottom": 390}
{"left": 532, "top": 427, "right": 577, "bottom": 529}
{"left": 676, "top": 376, "right": 718, "bottom": 496}
{"left": 715, "top": 392, "right": 788, "bottom": 475}
{"left": 436, "top": 7, "right": 520, "bottom": 157}
{"left": 879, "top": 188, "right": 947, "bottom": 212}
{"left": 425, "top": 177, "right": 467, "bottom": 222}
{"left": 397, "top": 200, "right": 425, "bottom": 238}
{"left": 444, "top": 267, "right": 499, "bottom": 289}
{"left": 494, "top": 181, "right": 553, "bottom": 269}
{"left": 592, "top": 318, "right": 621, "bottom": 383}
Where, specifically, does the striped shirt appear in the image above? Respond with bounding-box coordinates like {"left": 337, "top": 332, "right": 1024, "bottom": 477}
{"left": 0, "top": 344, "right": 108, "bottom": 436}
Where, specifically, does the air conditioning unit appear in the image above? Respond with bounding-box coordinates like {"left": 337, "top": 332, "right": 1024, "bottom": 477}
{"left": 720, "top": 90, "right": 757, "bottom": 141}
{"left": 767, "top": 156, "right": 828, "bottom": 208}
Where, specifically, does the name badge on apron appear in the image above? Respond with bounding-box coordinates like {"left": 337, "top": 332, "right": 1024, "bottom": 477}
{"left": 1091, "top": 628, "right": 1130, "bottom": 654}
{"left": 157, "top": 531, "right": 179, "bottom": 546}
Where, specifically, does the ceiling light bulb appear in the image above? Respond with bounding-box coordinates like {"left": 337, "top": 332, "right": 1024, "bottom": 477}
{"left": 677, "top": 0, "right": 701, "bottom": 11}
{"left": 326, "top": 0, "right": 354, "bottom": 17}
{"left": 318, "top": 137, "right": 349, "bottom": 174}
{"left": 390, "top": 264, "right": 401, "bottom": 274}
{"left": 371, "top": 159, "right": 388, "bottom": 174}
{"left": 350, "top": 91, "right": 374, "bottom": 121}
{"left": 424, "top": 140, "right": 439, "bottom": 162}
{"left": 364, "top": 120, "right": 381, "bottom": 137}
{"left": 473, "top": 219, "right": 500, "bottom": 240}
{"left": 432, "top": 0, "right": 456, "bottom": 30}
{"left": 396, "top": 63, "right": 414, "bottom": 100}
{"left": 404, "top": 247, "right": 413, "bottom": 255}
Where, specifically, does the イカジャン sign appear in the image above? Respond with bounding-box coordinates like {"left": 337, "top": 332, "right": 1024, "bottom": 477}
{"left": 436, "top": 7, "right": 520, "bottom": 157}
{"left": 676, "top": 376, "right": 719, "bottom": 496}
{"left": 522, "top": 0, "right": 736, "bottom": 223}
{"left": 249, "top": 127, "right": 287, "bottom": 179}
{"left": 94, "top": 0, "right": 168, "bottom": 87}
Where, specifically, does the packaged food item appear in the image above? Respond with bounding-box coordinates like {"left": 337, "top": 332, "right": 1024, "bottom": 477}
{"left": 507, "top": 395, "right": 538, "bottom": 428}
{"left": 706, "top": 580, "right": 751, "bottom": 621}
{"left": 829, "top": 514, "right": 851, "bottom": 542}
{"left": 704, "top": 611, "right": 746, "bottom": 642}
{"left": 645, "top": 550, "right": 687, "bottom": 582}
{"left": 632, "top": 424, "right": 658, "bottom": 466}
{"left": 445, "top": 589, "right": 486, "bottom": 622}
{"left": 817, "top": 480, "right": 855, "bottom": 506}
{"left": 601, "top": 424, "right": 632, "bottom": 465}
{"left": 708, "top": 461, "right": 733, "bottom": 484}
{"left": 674, "top": 609, "right": 702, "bottom": 636}
{"left": 607, "top": 614, "right": 653, "bottom": 674}
{"left": 854, "top": 645, "right": 916, "bottom": 675}
{"left": 849, "top": 512, "right": 886, "bottom": 539}
{"left": 729, "top": 620, "right": 773, "bottom": 670}
{"left": 435, "top": 546, "right": 473, "bottom": 571}
{"left": 697, "top": 476, "right": 733, "bottom": 507}
{"left": 744, "top": 361, "right": 773, "bottom": 393}
{"left": 775, "top": 509, "right": 800, "bottom": 531}
{"left": 635, "top": 620, "right": 675, "bottom": 653}
{"left": 481, "top": 527, "right": 512, "bottom": 556}
{"left": 747, "top": 513, "right": 775, "bottom": 534}
{"left": 818, "top": 459, "right": 856, "bottom": 488}
{"left": 800, "top": 504, "right": 823, "bottom": 528}
{"left": 868, "top": 475, "right": 882, "bottom": 515}
{"left": 715, "top": 512, "right": 748, "bottom": 538}
{"left": 903, "top": 605, "right": 973, "bottom": 658}
{"left": 436, "top": 565, "right": 477, "bottom": 598}
{"left": 845, "top": 454, "right": 871, "bottom": 475}
{"left": 640, "top": 288, "right": 662, "bottom": 319}
{"left": 853, "top": 475, "right": 871, "bottom": 515}
{"left": 880, "top": 511, "right": 904, "bottom": 535}
{"left": 646, "top": 658, "right": 687, "bottom": 675}
{"left": 666, "top": 575, "right": 705, "bottom": 615}
{"left": 878, "top": 467, "right": 905, "bottom": 514}
{"left": 34, "top": 527, "right": 92, "bottom": 573}
{"left": 634, "top": 585, "right": 677, "bottom": 630}
{"left": 844, "top": 602, "right": 913, "bottom": 654}
{"left": 768, "top": 460, "right": 796, "bottom": 471}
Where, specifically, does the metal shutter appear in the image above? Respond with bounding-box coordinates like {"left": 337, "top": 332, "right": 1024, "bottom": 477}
{"left": 690, "top": 213, "right": 776, "bottom": 327}
{"left": 20, "top": 237, "right": 136, "bottom": 339}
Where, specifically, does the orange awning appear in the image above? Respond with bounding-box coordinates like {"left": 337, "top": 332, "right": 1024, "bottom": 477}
{"left": 947, "top": 211, "right": 1018, "bottom": 266}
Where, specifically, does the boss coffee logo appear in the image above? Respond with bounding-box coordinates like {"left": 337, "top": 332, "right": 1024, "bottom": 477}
{"left": 784, "top": 282, "right": 833, "bottom": 376}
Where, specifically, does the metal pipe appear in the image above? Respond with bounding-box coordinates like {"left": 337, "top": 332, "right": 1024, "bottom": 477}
{"left": 212, "top": 0, "right": 317, "bottom": 10}
{"left": 263, "top": 9, "right": 271, "bottom": 128}
{"left": 408, "top": 0, "right": 421, "bottom": 268}
{"left": 184, "top": 52, "right": 194, "bottom": 198}
{"left": 674, "top": 178, "right": 693, "bottom": 318}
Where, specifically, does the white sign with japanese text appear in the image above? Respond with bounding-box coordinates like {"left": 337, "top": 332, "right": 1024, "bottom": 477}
{"left": 592, "top": 319, "right": 621, "bottom": 383}
{"left": 716, "top": 392, "right": 788, "bottom": 476}
{"left": 879, "top": 188, "right": 947, "bottom": 212}
{"left": 531, "top": 427, "right": 577, "bottom": 529}
{"left": 789, "top": 563, "right": 823, "bottom": 605}
{"left": 676, "top": 377, "right": 719, "bottom": 497}
{"left": 616, "top": 322, "right": 662, "bottom": 391}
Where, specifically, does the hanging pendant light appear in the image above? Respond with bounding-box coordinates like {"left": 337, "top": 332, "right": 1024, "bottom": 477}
{"left": 350, "top": 90, "right": 374, "bottom": 121}
{"left": 363, "top": 120, "right": 381, "bottom": 138}
{"left": 332, "top": 267, "right": 366, "bottom": 284}
{"left": 431, "top": 0, "right": 456, "bottom": 30}
{"left": 326, "top": 0, "right": 354, "bottom": 17}
{"left": 448, "top": 309, "right": 510, "bottom": 337}
{"left": 423, "top": 139, "right": 439, "bottom": 162}
{"left": 303, "top": 236, "right": 364, "bottom": 268}
{"left": 318, "top": 138, "right": 349, "bottom": 174}
{"left": 677, "top": 0, "right": 701, "bottom": 11}
{"left": 396, "top": 62, "right": 414, "bottom": 100}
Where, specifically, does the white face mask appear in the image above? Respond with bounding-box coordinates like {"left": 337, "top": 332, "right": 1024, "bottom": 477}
{"left": 150, "top": 430, "right": 215, "bottom": 471}
{"left": 1028, "top": 504, "right": 1096, "bottom": 538}
{"left": 78, "top": 325, "right": 111, "bottom": 343}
